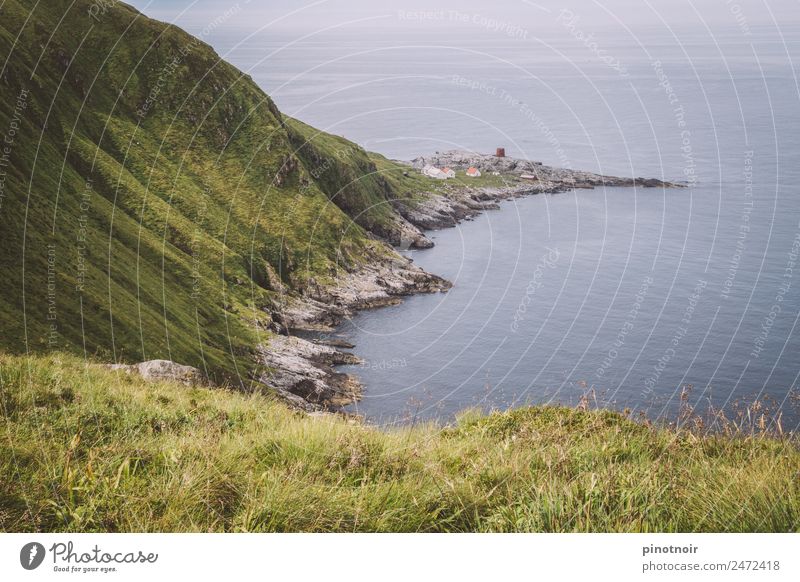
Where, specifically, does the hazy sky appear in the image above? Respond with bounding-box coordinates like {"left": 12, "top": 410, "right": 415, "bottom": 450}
{"left": 126, "top": 0, "right": 800, "bottom": 35}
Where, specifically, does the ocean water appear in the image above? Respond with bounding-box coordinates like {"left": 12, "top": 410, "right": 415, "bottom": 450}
{"left": 207, "top": 22, "right": 800, "bottom": 426}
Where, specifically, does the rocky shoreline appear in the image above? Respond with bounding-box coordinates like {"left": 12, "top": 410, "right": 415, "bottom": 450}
{"left": 255, "top": 252, "right": 452, "bottom": 412}
{"left": 255, "top": 336, "right": 363, "bottom": 411}
{"left": 256, "top": 151, "right": 683, "bottom": 413}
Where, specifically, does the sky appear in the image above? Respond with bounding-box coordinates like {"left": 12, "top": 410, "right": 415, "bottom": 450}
{"left": 126, "top": 0, "right": 800, "bottom": 36}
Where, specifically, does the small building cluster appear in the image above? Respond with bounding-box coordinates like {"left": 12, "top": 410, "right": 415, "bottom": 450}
{"left": 422, "top": 165, "right": 481, "bottom": 179}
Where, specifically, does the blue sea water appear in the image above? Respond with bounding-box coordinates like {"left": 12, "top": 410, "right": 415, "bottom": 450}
{"left": 206, "top": 20, "right": 800, "bottom": 426}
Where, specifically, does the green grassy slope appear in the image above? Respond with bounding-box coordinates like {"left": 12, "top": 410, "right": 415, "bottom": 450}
{"left": 0, "top": 0, "right": 400, "bottom": 382}
{"left": 1, "top": 353, "right": 797, "bottom": 532}
{"left": 285, "top": 117, "right": 400, "bottom": 238}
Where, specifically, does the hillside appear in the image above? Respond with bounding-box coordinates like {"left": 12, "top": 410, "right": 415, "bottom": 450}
{"left": 0, "top": 0, "right": 443, "bottom": 388}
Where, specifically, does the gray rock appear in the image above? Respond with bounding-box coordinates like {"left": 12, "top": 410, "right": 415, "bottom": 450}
{"left": 108, "top": 359, "right": 205, "bottom": 385}
{"left": 313, "top": 338, "right": 356, "bottom": 349}
{"left": 272, "top": 248, "right": 451, "bottom": 333}
{"left": 256, "top": 336, "right": 363, "bottom": 411}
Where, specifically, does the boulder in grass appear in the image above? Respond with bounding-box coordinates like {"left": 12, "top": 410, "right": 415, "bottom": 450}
{"left": 108, "top": 360, "right": 206, "bottom": 385}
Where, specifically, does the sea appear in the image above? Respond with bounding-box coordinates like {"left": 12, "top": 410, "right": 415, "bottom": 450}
{"left": 199, "top": 15, "right": 800, "bottom": 427}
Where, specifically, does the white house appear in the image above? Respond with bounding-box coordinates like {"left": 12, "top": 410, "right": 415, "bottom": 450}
{"left": 422, "top": 165, "right": 448, "bottom": 180}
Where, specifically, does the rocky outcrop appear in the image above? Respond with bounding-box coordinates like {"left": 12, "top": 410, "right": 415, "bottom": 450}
{"left": 256, "top": 248, "right": 450, "bottom": 411}
{"left": 382, "top": 214, "right": 435, "bottom": 249}
{"left": 313, "top": 338, "right": 355, "bottom": 349}
{"left": 393, "top": 187, "right": 511, "bottom": 231}
{"left": 256, "top": 335, "right": 363, "bottom": 411}
{"left": 276, "top": 251, "right": 451, "bottom": 332}
{"left": 108, "top": 359, "right": 206, "bottom": 385}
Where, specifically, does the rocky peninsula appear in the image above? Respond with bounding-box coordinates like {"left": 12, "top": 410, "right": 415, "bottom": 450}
{"left": 261, "top": 150, "right": 683, "bottom": 412}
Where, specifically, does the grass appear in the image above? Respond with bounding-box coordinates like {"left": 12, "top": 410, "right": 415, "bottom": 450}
{"left": 285, "top": 117, "right": 399, "bottom": 236}
{"left": 1, "top": 353, "right": 798, "bottom": 532}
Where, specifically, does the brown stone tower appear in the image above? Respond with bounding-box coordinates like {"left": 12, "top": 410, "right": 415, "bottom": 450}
{"left": 495, "top": 147, "right": 506, "bottom": 157}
